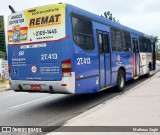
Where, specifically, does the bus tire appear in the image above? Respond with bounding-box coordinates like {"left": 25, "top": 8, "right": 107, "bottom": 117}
{"left": 13, "top": 90, "right": 21, "bottom": 92}
{"left": 116, "top": 70, "right": 125, "bottom": 92}
{"left": 146, "top": 64, "right": 151, "bottom": 77}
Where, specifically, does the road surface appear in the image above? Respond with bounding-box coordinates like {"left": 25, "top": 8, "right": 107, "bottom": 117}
{"left": 0, "top": 64, "right": 159, "bottom": 128}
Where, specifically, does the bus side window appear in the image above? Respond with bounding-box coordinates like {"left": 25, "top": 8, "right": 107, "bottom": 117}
{"left": 122, "top": 31, "right": 131, "bottom": 52}
{"left": 111, "top": 28, "right": 123, "bottom": 52}
{"left": 146, "top": 39, "right": 152, "bottom": 52}
{"left": 132, "top": 40, "right": 135, "bottom": 53}
{"left": 135, "top": 40, "right": 139, "bottom": 53}
{"left": 139, "top": 37, "right": 147, "bottom": 52}
{"left": 98, "top": 33, "right": 104, "bottom": 53}
{"left": 103, "top": 34, "right": 110, "bottom": 53}
{"left": 132, "top": 39, "right": 139, "bottom": 53}
{"left": 72, "top": 16, "right": 94, "bottom": 51}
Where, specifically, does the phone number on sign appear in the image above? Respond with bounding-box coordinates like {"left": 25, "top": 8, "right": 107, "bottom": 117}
{"left": 34, "top": 29, "right": 57, "bottom": 36}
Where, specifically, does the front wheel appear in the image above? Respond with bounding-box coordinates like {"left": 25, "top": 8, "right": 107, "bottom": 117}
{"left": 116, "top": 70, "right": 125, "bottom": 92}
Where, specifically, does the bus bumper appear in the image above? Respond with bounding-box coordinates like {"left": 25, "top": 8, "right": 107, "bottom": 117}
{"left": 9, "top": 72, "right": 75, "bottom": 94}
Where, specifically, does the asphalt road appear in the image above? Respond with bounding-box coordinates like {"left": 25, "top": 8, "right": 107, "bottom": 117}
{"left": 0, "top": 64, "right": 159, "bottom": 128}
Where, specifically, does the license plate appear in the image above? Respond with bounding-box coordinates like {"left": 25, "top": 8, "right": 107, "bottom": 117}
{"left": 31, "top": 84, "right": 41, "bottom": 90}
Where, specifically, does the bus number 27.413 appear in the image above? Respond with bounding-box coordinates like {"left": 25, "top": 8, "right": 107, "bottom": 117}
{"left": 77, "top": 58, "right": 91, "bottom": 65}
{"left": 41, "top": 53, "right": 58, "bottom": 60}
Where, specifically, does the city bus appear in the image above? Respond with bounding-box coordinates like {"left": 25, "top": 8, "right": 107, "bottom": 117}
{"left": 7, "top": 3, "right": 156, "bottom": 94}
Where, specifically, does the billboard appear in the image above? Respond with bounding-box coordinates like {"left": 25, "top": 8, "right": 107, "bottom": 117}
{"left": 7, "top": 4, "right": 66, "bottom": 45}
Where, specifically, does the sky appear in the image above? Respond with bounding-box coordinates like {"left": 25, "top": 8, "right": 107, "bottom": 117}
{"left": 0, "top": 0, "right": 160, "bottom": 38}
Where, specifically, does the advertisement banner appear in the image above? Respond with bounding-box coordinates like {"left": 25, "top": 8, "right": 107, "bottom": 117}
{"left": 8, "top": 4, "right": 66, "bottom": 44}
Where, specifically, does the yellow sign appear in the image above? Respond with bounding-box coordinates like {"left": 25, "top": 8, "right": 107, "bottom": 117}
{"left": 8, "top": 4, "right": 66, "bottom": 44}
{"left": 29, "top": 14, "right": 62, "bottom": 28}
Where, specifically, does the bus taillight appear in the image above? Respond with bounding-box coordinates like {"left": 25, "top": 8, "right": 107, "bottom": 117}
{"left": 8, "top": 64, "right": 11, "bottom": 76}
{"left": 62, "top": 59, "right": 71, "bottom": 77}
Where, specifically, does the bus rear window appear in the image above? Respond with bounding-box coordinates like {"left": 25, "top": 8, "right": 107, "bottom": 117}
{"left": 72, "top": 16, "right": 94, "bottom": 51}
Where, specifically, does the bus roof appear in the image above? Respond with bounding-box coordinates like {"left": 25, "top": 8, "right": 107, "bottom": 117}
{"left": 8, "top": 3, "right": 151, "bottom": 38}
{"left": 66, "top": 4, "right": 151, "bottom": 38}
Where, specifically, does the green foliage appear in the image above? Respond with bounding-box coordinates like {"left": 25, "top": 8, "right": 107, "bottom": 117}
{"left": 152, "top": 35, "right": 160, "bottom": 60}
{"left": 156, "top": 52, "right": 160, "bottom": 60}
{"left": 153, "top": 36, "right": 159, "bottom": 43}
{"left": 0, "top": 51, "right": 5, "bottom": 59}
{"left": 0, "top": 16, "right": 6, "bottom": 60}
{"left": 152, "top": 35, "right": 160, "bottom": 53}
{"left": 101, "top": 11, "right": 120, "bottom": 23}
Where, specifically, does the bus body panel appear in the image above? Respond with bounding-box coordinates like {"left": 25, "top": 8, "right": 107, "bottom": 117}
{"left": 111, "top": 52, "right": 133, "bottom": 85}
{"left": 75, "top": 77, "right": 99, "bottom": 94}
{"left": 73, "top": 22, "right": 99, "bottom": 93}
{"left": 8, "top": 39, "right": 72, "bottom": 81}
{"left": 74, "top": 50, "right": 99, "bottom": 94}
{"left": 140, "top": 53, "right": 152, "bottom": 75}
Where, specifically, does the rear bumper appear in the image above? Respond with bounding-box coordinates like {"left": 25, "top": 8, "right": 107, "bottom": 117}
{"left": 9, "top": 72, "right": 75, "bottom": 94}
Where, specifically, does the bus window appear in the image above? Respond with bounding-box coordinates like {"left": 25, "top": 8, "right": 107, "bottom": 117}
{"left": 146, "top": 39, "right": 152, "bottom": 52}
{"left": 98, "top": 33, "right": 104, "bottom": 53}
{"left": 98, "top": 32, "right": 110, "bottom": 54}
{"left": 122, "top": 31, "right": 132, "bottom": 52}
{"left": 103, "top": 34, "right": 110, "bottom": 53}
{"left": 132, "top": 39, "right": 139, "bottom": 53}
{"left": 111, "top": 28, "right": 122, "bottom": 52}
{"left": 139, "top": 37, "right": 147, "bottom": 52}
{"left": 72, "top": 16, "right": 94, "bottom": 51}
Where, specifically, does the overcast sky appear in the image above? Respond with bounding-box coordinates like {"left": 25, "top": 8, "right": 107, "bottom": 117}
{"left": 0, "top": 0, "right": 160, "bottom": 37}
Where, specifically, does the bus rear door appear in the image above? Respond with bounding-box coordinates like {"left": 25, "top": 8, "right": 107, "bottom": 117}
{"left": 93, "top": 22, "right": 111, "bottom": 90}
{"left": 132, "top": 37, "right": 140, "bottom": 79}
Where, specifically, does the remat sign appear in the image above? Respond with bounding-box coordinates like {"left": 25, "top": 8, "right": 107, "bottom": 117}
{"left": 7, "top": 4, "right": 66, "bottom": 44}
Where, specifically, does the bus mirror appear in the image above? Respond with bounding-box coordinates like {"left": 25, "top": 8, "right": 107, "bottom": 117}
{"left": 9, "top": 5, "right": 16, "bottom": 13}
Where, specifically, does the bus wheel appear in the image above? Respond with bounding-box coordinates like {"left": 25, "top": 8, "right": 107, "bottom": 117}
{"left": 116, "top": 70, "right": 125, "bottom": 92}
{"left": 13, "top": 90, "right": 21, "bottom": 92}
{"left": 146, "top": 65, "right": 151, "bottom": 77}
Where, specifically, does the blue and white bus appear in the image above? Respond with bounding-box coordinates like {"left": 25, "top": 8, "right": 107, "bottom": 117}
{"left": 7, "top": 3, "right": 156, "bottom": 94}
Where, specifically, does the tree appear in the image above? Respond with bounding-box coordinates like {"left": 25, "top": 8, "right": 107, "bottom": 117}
{"left": 153, "top": 36, "right": 160, "bottom": 53}
{"left": 0, "top": 16, "right": 6, "bottom": 60}
{"left": 0, "top": 51, "right": 5, "bottom": 59}
{"left": 152, "top": 35, "right": 160, "bottom": 60}
{"left": 101, "top": 11, "right": 120, "bottom": 23}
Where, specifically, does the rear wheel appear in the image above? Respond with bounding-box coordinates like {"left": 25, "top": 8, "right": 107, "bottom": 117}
{"left": 146, "top": 64, "right": 151, "bottom": 77}
{"left": 116, "top": 70, "right": 125, "bottom": 92}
